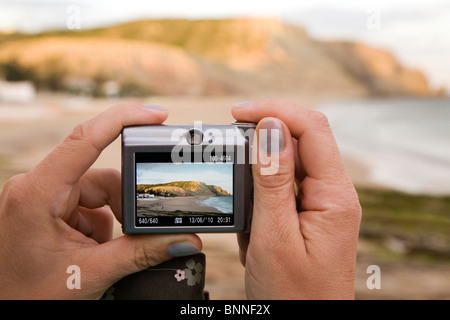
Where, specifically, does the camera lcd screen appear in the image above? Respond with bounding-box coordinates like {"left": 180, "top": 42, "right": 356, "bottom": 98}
{"left": 135, "top": 152, "right": 234, "bottom": 227}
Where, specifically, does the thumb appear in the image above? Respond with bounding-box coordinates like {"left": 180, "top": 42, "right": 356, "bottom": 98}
{"left": 251, "top": 118, "right": 298, "bottom": 237}
{"left": 81, "top": 234, "right": 202, "bottom": 297}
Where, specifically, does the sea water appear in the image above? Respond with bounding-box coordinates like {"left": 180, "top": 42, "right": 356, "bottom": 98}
{"left": 201, "top": 196, "right": 233, "bottom": 214}
{"left": 318, "top": 98, "right": 450, "bottom": 195}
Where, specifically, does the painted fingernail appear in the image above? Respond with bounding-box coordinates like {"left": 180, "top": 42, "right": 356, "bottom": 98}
{"left": 258, "top": 118, "right": 285, "bottom": 154}
{"left": 233, "top": 101, "right": 253, "bottom": 108}
{"left": 168, "top": 242, "right": 200, "bottom": 258}
{"left": 143, "top": 104, "right": 167, "bottom": 110}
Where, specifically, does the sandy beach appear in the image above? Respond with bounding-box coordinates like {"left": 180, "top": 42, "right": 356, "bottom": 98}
{"left": 1, "top": 93, "right": 449, "bottom": 300}
{"left": 137, "top": 195, "right": 223, "bottom": 216}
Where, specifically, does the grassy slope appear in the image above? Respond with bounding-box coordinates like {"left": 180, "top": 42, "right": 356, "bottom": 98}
{"left": 0, "top": 18, "right": 433, "bottom": 96}
{"left": 357, "top": 188, "right": 450, "bottom": 261}
{"left": 0, "top": 19, "right": 269, "bottom": 58}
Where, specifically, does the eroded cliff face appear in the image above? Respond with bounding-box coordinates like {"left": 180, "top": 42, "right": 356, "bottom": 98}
{"left": 137, "top": 181, "right": 230, "bottom": 197}
{"left": 0, "top": 18, "right": 436, "bottom": 97}
{"left": 320, "top": 41, "right": 432, "bottom": 96}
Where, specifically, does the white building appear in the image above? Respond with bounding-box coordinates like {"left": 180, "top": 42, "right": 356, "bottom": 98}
{"left": 0, "top": 80, "right": 36, "bottom": 103}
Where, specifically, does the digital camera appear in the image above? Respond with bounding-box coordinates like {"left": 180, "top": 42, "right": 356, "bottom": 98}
{"left": 121, "top": 122, "right": 255, "bottom": 233}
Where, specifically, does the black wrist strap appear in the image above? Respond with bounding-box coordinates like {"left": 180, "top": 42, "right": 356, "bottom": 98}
{"left": 102, "top": 253, "right": 208, "bottom": 300}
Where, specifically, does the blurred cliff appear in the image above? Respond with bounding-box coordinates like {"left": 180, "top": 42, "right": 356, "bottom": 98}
{"left": 0, "top": 18, "right": 440, "bottom": 98}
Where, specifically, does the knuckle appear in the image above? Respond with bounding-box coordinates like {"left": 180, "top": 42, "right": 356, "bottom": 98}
{"left": 255, "top": 165, "right": 293, "bottom": 191}
{"left": 70, "top": 122, "right": 91, "bottom": 142}
{"left": 348, "top": 197, "right": 363, "bottom": 221}
{"left": 333, "top": 200, "right": 361, "bottom": 218}
{"left": 3, "top": 174, "right": 22, "bottom": 191}
{"left": 104, "top": 168, "right": 121, "bottom": 182}
{"left": 96, "top": 208, "right": 115, "bottom": 230}
{"left": 68, "top": 121, "right": 101, "bottom": 152}
{"left": 1, "top": 174, "right": 27, "bottom": 208}
{"left": 264, "top": 98, "right": 284, "bottom": 108}
{"left": 344, "top": 185, "right": 363, "bottom": 214}
{"left": 310, "top": 110, "right": 331, "bottom": 131}
{"left": 332, "top": 187, "right": 363, "bottom": 221}
{"left": 254, "top": 153, "right": 295, "bottom": 190}
{"left": 134, "top": 241, "right": 165, "bottom": 270}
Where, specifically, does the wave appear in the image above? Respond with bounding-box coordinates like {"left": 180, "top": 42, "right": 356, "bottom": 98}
{"left": 200, "top": 196, "right": 233, "bottom": 214}
{"left": 319, "top": 98, "right": 450, "bottom": 195}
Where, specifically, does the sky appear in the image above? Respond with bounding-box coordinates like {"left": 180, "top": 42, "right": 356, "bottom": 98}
{"left": 136, "top": 163, "right": 233, "bottom": 195}
{"left": 0, "top": 0, "right": 449, "bottom": 91}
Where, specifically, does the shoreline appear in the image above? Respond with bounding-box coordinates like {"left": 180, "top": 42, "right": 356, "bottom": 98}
{"left": 319, "top": 98, "right": 450, "bottom": 197}
{"left": 137, "top": 195, "right": 224, "bottom": 216}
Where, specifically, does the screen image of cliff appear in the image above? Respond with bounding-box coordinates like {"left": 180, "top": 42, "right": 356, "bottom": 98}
{"left": 136, "top": 163, "right": 233, "bottom": 217}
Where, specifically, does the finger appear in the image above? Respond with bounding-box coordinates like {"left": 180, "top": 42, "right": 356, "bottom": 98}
{"left": 75, "top": 206, "right": 114, "bottom": 244}
{"left": 78, "top": 168, "right": 122, "bottom": 223}
{"left": 292, "top": 137, "right": 306, "bottom": 182}
{"left": 82, "top": 233, "right": 203, "bottom": 293}
{"left": 31, "top": 104, "right": 168, "bottom": 192}
{"left": 233, "top": 100, "right": 361, "bottom": 257}
{"left": 62, "top": 169, "right": 120, "bottom": 239}
{"left": 249, "top": 118, "right": 303, "bottom": 252}
{"left": 237, "top": 233, "right": 250, "bottom": 266}
{"left": 232, "top": 100, "right": 359, "bottom": 216}
{"left": 232, "top": 99, "right": 347, "bottom": 183}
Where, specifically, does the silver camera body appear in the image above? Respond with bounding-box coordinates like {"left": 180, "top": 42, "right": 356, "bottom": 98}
{"left": 122, "top": 122, "right": 255, "bottom": 233}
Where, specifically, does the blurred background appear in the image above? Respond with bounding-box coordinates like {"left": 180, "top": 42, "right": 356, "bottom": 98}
{"left": 0, "top": 0, "right": 449, "bottom": 299}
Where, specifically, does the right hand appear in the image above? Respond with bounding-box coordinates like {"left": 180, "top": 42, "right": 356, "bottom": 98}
{"left": 232, "top": 99, "right": 362, "bottom": 299}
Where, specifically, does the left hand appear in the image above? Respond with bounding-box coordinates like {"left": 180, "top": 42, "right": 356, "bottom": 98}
{"left": 0, "top": 103, "right": 202, "bottom": 299}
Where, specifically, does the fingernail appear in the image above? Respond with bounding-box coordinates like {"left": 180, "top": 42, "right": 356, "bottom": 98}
{"left": 143, "top": 104, "right": 167, "bottom": 110}
{"left": 168, "top": 242, "right": 200, "bottom": 258}
{"left": 258, "top": 118, "right": 285, "bottom": 154}
{"left": 233, "top": 101, "right": 253, "bottom": 108}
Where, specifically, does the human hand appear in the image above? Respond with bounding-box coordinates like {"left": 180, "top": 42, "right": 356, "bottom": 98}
{"left": 0, "top": 104, "right": 202, "bottom": 299}
{"left": 233, "top": 100, "right": 362, "bottom": 299}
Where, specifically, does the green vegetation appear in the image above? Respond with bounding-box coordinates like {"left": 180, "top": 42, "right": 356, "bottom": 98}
{"left": 0, "top": 59, "right": 35, "bottom": 82}
{"left": 357, "top": 188, "right": 450, "bottom": 262}
{"left": 0, "top": 57, "right": 151, "bottom": 97}
{"left": 1, "top": 19, "right": 268, "bottom": 61}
